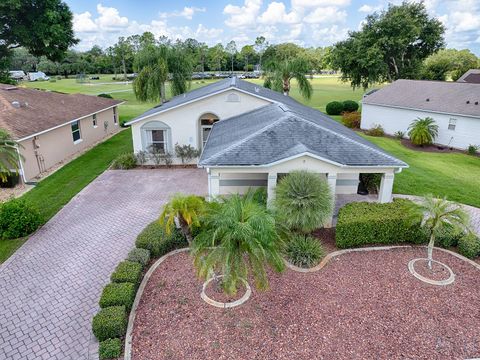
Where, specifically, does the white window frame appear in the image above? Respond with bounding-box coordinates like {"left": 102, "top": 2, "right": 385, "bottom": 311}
{"left": 147, "top": 129, "right": 167, "bottom": 153}
{"left": 71, "top": 120, "right": 82, "bottom": 144}
{"left": 93, "top": 114, "right": 97, "bottom": 128}
{"left": 448, "top": 118, "right": 457, "bottom": 131}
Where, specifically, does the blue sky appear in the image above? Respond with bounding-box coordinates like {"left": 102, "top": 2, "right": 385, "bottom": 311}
{"left": 67, "top": 0, "right": 480, "bottom": 54}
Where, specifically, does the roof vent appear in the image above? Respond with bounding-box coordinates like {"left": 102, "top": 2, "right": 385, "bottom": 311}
{"left": 467, "top": 100, "right": 470, "bottom": 104}
{"left": 11, "top": 101, "right": 20, "bottom": 109}
{"left": 426, "top": 98, "right": 430, "bottom": 102}
{"left": 476, "top": 101, "right": 479, "bottom": 105}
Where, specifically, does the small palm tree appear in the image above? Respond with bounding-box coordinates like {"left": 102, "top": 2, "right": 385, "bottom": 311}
{"left": 0, "top": 129, "right": 23, "bottom": 183}
{"left": 413, "top": 195, "right": 470, "bottom": 269}
{"left": 274, "top": 171, "right": 334, "bottom": 233}
{"left": 159, "top": 194, "right": 206, "bottom": 245}
{"left": 191, "top": 193, "right": 285, "bottom": 295}
{"left": 263, "top": 58, "right": 313, "bottom": 99}
{"left": 407, "top": 117, "right": 439, "bottom": 146}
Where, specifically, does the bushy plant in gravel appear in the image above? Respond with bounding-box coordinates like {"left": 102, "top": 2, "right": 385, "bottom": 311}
{"left": 92, "top": 306, "right": 127, "bottom": 341}
{"left": 325, "top": 101, "right": 344, "bottom": 115}
{"left": 110, "top": 261, "right": 142, "bottom": 286}
{"left": 341, "top": 111, "right": 361, "bottom": 128}
{"left": 285, "top": 234, "right": 324, "bottom": 268}
{"left": 0, "top": 199, "right": 42, "bottom": 240}
{"left": 458, "top": 233, "right": 480, "bottom": 259}
{"left": 127, "top": 248, "right": 150, "bottom": 267}
{"left": 135, "top": 221, "right": 187, "bottom": 258}
{"left": 111, "top": 153, "right": 136, "bottom": 170}
{"left": 275, "top": 171, "right": 333, "bottom": 232}
{"left": 99, "top": 338, "right": 122, "bottom": 360}
{"left": 336, "top": 199, "right": 427, "bottom": 248}
{"left": 342, "top": 100, "right": 359, "bottom": 112}
{"left": 99, "top": 282, "right": 136, "bottom": 311}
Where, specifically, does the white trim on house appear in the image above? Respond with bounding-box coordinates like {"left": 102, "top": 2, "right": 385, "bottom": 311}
{"left": 15, "top": 145, "right": 27, "bottom": 183}
{"left": 362, "top": 101, "right": 480, "bottom": 120}
{"left": 124, "top": 87, "right": 279, "bottom": 126}
{"left": 15, "top": 102, "right": 124, "bottom": 142}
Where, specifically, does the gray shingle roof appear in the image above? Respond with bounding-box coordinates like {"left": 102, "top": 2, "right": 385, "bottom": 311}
{"left": 362, "top": 79, "right": 480, "bottom": 118}
{"left": 457, "top": 69, "right": 480, "bottom": 84}
{"left": 199, "top": 103, "right": 407, "bottom": 168}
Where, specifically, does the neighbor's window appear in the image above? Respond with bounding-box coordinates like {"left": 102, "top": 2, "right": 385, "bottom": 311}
{"left": 448, "top": 118, "right": 457, "bottom": 131}
{"left": 113, "top": 107, "right": 118, "bottom": 124}
{"left": 71, "top": 120, "right": 81, "bottom": 142}
{"left": 93, "top": 114, "right": 97, "bottom": 127}
{"left": 148, "top": 129, "right": 166, "bottom": 152}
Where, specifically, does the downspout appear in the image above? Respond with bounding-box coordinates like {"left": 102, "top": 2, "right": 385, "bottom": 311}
{"left": 15, "top": 143, "right": 28, "bottom": 184}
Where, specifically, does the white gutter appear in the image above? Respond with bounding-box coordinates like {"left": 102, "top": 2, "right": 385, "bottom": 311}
{"left": 16, "top": 102, "right": 125, "bottom": 142}
{"left": 15, "top": 144, "right": 27, "bottom": 183}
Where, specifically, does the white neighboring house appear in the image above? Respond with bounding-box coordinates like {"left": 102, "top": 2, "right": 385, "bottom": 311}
{"left": 361, "top": 79, "right": 480, "bottom": 149}
{"left": 127, "top": 77, "right": 407, "bottom": 214}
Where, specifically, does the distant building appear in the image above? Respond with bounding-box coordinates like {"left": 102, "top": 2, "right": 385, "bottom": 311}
{"left": 457, "top": 69, "right": 480, "bottom": 84}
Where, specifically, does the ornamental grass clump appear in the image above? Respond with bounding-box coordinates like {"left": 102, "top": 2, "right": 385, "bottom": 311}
{"left": 285, "top": 234, "right": 324, "bottom": 268}
{"left": 274, "top": 171, "right": 333, "bottom": 233}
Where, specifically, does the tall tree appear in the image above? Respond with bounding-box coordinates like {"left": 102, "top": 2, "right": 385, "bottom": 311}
{"left": 263, "top": 58, "right": 313, "bottom": 99}
{"left": 225, "top": 40, "right": 237, "bottom": 73}
{"left": 422, "top": 49, "right": 479, "bottom": 81}
{"left": 112, "top": 37, "right": 134, "bottom": 80}
{"left": 331, "top": 1, "right": 445, "bottom": 89}
{"left": 240, "top": 45, "right": 255, "bottom": 72}
{"left": 207, "top": 44, "right": 226, "bottom": 72}
{"left": 254, "top": 36, "right": 269, "bottom": 71}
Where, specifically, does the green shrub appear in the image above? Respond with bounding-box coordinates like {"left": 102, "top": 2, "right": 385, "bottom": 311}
{"left": 408, "top": 117, "right": 438, "bottom": 146}
{"left": 336, "top": 199, "right": 427, "bottom": 248}
{"left": 127, "top": 248, "right": 150, "bottom": 267}
{"left": 92, "top": 306, "right": 127, "bottom": 341}
{"left": 342, "top": 100, "right": 359, "bottom": 112}
{"left": 458, "top": 233, "right": 480, "bottom": 259}
{"left": 435, "top": 226, "right": 463, "bottom": 248}
{"left": 341, "top": 111, "right": 361, "bottom": 128}
{"left": 0, "top": 172, "right": 19, "bottom": 188}
{"left": 98, "top": 93, "right": 114, "bottom": 99}
{"left": 285, "top": 234, "right": 324, "bottom": 268}
{"left": 467, "top": 144, "right": 479, "bottom": 156}
{"left": 110, "top": 261, "right": 142, "bottom": 285}
{"left": 111, "top": 153, "right": 136, "bottom": 170}
{"left": 0, "top": 199, "right": 43, "bottom": 240}
{"left": 135, "top": 221, "right": 187, "bottom": 258}
{"left": 174, "top": 143, "right": 200, "bottom": 164}
{"left": 99, "top": 282, "right": 136, "bottom": 311}
{"left": 325, "top": 101, "right": 344, "bottom": 115}
{"left": 99, "top": 338, "right": 122, "bottom": 359}
{"left": 275, "top": 171, "right": 333, "bottom": 232}
{"left": 49, "top": 78, "right": 56, "bottom": 83}
{"left": 365, "top": 124, "right": 385, "bottom": 137}
{"left": 394, "top": 131, "right": 405, "bottom": 139}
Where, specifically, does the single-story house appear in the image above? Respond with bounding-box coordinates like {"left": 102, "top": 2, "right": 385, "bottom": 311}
{"left": 128, "top": 77, "right": 407, "bottom": 207}
{"left": 457, "top": 69, "right": 480, "bottom": 84}
{"left": 361, "top": 79, "right": 480, "bottom": 149}
{"left": 0, "top": 85, "right": 122, "bottom": 182}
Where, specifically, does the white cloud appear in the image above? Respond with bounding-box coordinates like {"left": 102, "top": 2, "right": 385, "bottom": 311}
{"left": 73, "top": 12, "right": 97, "bottom": 32}
{"left": 304, "top": 6, "right": 347, "bottom": 24}
{"left": 258, "top": 2, "right": 299, "bottom": 24}
{"left": 195, "top": 24, "right": 224, "bottom": 39}
{"left": 159, "top": 6, "right": 206, "bottom": 20}
{"left": 95, "top": 4, "right": 128, "bottom": 31}
{"left": 310, "top": 24, "right": 349, "bottom": 44}
{"left": 291, "top": 0, "right": 350, "bottom": 9}
{"left": 358, "top": 4, "right": 382, "bottom": 13}
{"left": 223, "top": 0, "right": 262, "bottom": 28}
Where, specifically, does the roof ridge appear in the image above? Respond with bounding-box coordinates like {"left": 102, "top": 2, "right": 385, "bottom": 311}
{"left": 201, "top": 113, "right": 290, "bottom": 164}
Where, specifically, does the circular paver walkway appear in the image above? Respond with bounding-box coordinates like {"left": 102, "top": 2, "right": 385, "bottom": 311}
{"left": 0, "top": 169, "right": 207, "bottom": 360}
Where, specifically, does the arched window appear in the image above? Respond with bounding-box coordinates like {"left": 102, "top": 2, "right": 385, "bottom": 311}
{"left": 141, "top": 121, "right": 171, "bottom": 153}
{"left": 199, "top": 113, "right": 219, "bottom": 149}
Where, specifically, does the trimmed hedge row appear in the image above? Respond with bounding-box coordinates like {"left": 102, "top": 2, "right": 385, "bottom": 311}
{"left": 336, "top": 199, "right": 427, "bottom": 248}
{"left": 92, "top": 220, "right": 188, "bottom": 358}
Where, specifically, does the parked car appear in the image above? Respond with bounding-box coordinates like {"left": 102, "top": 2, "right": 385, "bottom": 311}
{"left": 9, "top": 70, "right": 26, "bottom": 81}
{"left": 27, "top": 71, "right": 49, "bottom": 81}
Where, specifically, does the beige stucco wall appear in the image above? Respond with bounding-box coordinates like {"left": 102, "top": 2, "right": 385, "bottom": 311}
{"left": 130, "top": 89, "right": 271, "bottom": 165}
{"left": 18, "top": 107, "right": 119, "bottom": 181}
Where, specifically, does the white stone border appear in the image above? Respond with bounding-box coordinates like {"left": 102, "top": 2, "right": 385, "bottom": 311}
{"left": 200, "top": 275, "right": 252, "bottom": 309}
{"left": 408, "top": 258, "right": 455, "bottom": 286}
{"left": 124, "top": 248, "right": 189, "bottom": 360}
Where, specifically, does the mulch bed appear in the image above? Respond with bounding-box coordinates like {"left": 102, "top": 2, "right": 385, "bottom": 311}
{"left": 311, "top": 227, "right": 336, "bottom": 254}
{"left": 400, "top": 139, "right": 471, "bottom": 155}
{"left": 132, "top": 248, "right": 480, "bottom": 360}
{"left": 204, "top": 278, "right": 247, "bottom": 303}
{"left": 412, "top": 259, "right": 452, "bottom": 281}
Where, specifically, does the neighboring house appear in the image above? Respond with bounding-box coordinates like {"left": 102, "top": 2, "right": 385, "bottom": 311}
{"left": 128, "top": 77, "right": 407, "bottom": 207}
{"left": 457, "top": 69, "right": 480, "bottom": 84}
{"left": 0, "top": 84, "right": 122, "bottom": 182}
{"left": 361, "top": 79, "right": 480, "bottom": 149}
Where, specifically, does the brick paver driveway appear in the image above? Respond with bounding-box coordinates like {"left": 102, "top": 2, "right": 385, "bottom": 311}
{"left": 0, "top": 169, "right": 207, "bottom": 360}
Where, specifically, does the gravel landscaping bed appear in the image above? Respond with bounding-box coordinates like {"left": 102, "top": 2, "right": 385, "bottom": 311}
{"left": 132, "top": 248, "right": 480, "bottom": 360}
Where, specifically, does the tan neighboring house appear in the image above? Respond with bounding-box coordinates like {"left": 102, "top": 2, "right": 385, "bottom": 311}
{"left": 0, "top": 84, "right": 122, "bottom": 183}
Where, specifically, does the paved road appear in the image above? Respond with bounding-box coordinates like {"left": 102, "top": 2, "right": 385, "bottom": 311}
{"left": 0, "top": 169, "right": 207, "bottom": 360}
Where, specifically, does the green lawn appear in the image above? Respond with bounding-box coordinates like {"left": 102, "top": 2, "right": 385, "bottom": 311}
{"left": 0, "top": 237, "right": 27, "bottom": 263}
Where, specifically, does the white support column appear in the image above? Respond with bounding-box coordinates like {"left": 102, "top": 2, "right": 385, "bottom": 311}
{"left": 378, "top": 173, "right": 395, "bottom": 203}
{"left": 208, "top": 172, "right": 220, "bottom": 201}
{"left": 326, "top": 173, "right": 337, "bottom": 228}
{"left": 267, "top": 173, "right": 277, "bottom": 208}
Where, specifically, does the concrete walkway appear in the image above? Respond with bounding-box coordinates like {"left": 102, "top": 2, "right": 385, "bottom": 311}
{"left": 0, "top": 169, "right": 207, "bottom": 360}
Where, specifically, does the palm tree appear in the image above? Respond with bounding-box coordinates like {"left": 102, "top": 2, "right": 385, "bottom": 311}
{"left": 159, "top": 194, "right": 206, "bottom": 245}
{"left": 0, "top": 129, "right": 23, "bottom": 183}
{"left": 191, "top": 192, "right": 285, "bottom": 295}
{"left": 263, "top": 58, "right": 313, "bottom": 99}
{"left": 413, "top": 195, "right": 470, "bottom": 269}
{"left": 274, "top": 171, "right": 333, "bottom": 233}
{"left": 407, "top": 117, "right": 439, "bottom": 146}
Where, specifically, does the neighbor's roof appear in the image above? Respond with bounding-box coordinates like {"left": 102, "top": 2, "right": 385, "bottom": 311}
{"left": 456, "top": 69, "right": 480, "bottom": 84}
{"left": 126, "top": 77, "right": 309, "bottom": 125}
{"left": 362, "top": 79, "right": 480, "bottom": 118}
{"left": 0, "top": 84, "right": 122, "bottom": 140}
{"left": 199, "top": 103, "right": 407, "bottom": 168}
